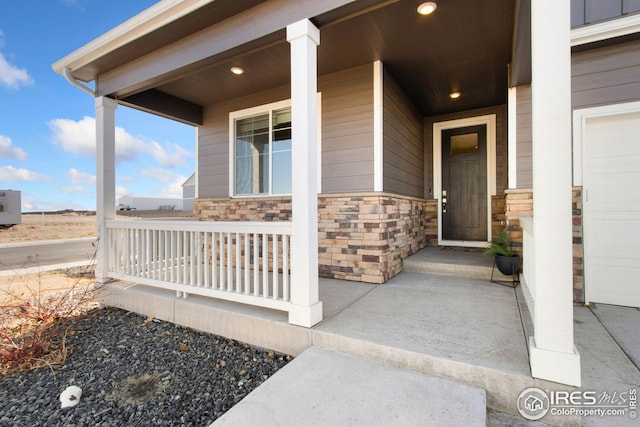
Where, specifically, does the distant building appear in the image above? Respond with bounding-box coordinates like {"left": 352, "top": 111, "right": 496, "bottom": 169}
{"left": 182, "top": 173, "right": 195, "bottom": 212}
{"left": 0, "top": 190, "right": 21, "bottom": 227}
{"left": 118, "top": 195, "right": 182, "bottom": 211}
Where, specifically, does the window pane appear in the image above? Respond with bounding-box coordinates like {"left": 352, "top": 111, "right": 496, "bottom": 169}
{"left": 273, "top": 129, "right": 291, "bottom": 152}
{"left": 272, "top": 151, "right": 291, "bottom": 194}
{"left": 235, "top": 113, "right": 269, "bottom": 195}
{"left": 272, "top": 107, "right": 292, "bottom": 194}
{"left": 273, "top": 107, "right": 292, "bottom": 152}
{"left": 450, "top": 133, "right": 478, "bottom": 155}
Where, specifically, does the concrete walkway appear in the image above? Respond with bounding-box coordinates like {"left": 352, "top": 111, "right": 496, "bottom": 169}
{"left": 214, "top": 346, "right": 487, "bottom": 426}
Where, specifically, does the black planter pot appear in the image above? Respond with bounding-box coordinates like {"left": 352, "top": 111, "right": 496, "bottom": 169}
{"left": 495, "top": 254, "right": 522, "bottom": 276}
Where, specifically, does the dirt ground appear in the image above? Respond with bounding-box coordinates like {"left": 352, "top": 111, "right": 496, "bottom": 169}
{"left": 0, "top": 266, "right": 96, "bottom": 305}
{"left": 0, "top": 214, "right": 97, "bottom": 304}
{"left": 0, "top": 213, "right": 97, "bottom": 243}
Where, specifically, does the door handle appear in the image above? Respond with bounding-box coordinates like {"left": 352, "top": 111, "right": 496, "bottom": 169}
{"left": 442, "top": 189, "right": 447, "bottom": 213}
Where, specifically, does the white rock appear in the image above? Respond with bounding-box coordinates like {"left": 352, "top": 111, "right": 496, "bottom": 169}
{"left": 60, "top": 385, "right": 82, "bottom": 409}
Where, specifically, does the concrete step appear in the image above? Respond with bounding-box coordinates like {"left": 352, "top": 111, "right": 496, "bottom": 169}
{"left": 403, "top": 247, "right": 516, "bottom": 282}
{"left": 212, "top": 346, "right": 487, "bottom": 427}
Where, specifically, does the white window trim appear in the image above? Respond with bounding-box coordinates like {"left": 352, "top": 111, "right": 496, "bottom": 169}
{"left": 571, "top": 13, "right": 640, "bottom": 47}
{"left": 229, "top": 96, "right": 322, "bottom": 198}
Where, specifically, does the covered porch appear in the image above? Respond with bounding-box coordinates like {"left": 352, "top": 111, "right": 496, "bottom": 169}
{"left": 54, "top": 0, "right": 580, "bottom": 387}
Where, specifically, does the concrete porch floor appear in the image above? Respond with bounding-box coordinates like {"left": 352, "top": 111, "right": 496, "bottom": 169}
{"left": 100, "top": 247, "right": 640, "bottom": 426}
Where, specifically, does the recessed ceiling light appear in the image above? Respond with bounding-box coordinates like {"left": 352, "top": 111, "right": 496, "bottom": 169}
{"left": 449, "top": 91, "right": 461, "bottom": 99}
{"left": 417, "top": 2, "right": 437, "bottom": 15}
{"left": 230, "top": 66, "right": 244, "bottom": 75}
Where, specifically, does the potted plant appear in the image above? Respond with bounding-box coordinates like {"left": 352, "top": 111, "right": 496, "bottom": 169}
{"left": 484, "top": 229, "right": 521, "bottom": 276}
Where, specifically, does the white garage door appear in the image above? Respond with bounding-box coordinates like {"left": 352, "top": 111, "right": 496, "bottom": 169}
{"left": 583, "top": 108, "right": 640, "bottom": 308}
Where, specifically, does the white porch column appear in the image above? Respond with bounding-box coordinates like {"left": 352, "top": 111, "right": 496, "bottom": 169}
{"left": 287, "top": 19, "right": 323, "bottom": 327}
{"left": 95, "top": 96, "right": 117, "bottom": 284}
{"left": 529, "top": 0, "right": 580, "bottom": 386}
{"left": 507, "top": 86, "right": 517, "bottom": 189}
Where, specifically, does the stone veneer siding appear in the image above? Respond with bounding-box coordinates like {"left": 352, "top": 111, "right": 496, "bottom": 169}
{"left": 491, "top": 195, "right": 506, "bottom": 239}
{"left": 503, "top": 188, "right": 584, "bottom": 302}
{"left": 572, "top": 187, "right": 584, "bottom": 302}
{"left": 195, "top": 193, "right": 433, "bottom": 284}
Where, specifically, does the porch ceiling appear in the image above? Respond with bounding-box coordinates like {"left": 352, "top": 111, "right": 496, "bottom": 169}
{"left": 123, "top": 0, "right": 517, "bottom": 118}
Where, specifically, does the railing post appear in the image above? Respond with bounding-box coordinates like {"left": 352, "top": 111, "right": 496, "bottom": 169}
{"left": 95, "top": 97, "right": 117, "bottom": 284}
{"left": 287, "top": 19, "right": 323, "bottom": 327}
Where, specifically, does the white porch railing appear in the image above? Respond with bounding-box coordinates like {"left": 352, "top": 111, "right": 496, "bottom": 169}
{"left": 105, "top": 219, "right": 292, "bottom": 313}
{"left": 519, "top": 217, "right": 535, "bottom": 318}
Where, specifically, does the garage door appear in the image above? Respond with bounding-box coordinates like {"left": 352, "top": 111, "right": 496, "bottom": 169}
{"left": 583, "top": 109, "right": 640, "bottom": 308}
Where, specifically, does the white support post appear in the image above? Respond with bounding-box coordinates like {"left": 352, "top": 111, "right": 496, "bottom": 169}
{"left": 373, "top": 60, "right": 383, "bottom": 192}
{"left": 95, "top": 96, "right": 117, "bottom": 284}
{"left": 507, "top": 86, "right": 517, "bottom": 189}
{"left": 287, "top": 19, "right": 323, "bottom": 327}
{"left": 529, "top": 0, "right": 581, "bottom": 386}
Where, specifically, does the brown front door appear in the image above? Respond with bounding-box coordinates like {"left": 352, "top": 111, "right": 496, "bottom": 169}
{"left": 441, "top": 124, "right": 487, "bottom": 241}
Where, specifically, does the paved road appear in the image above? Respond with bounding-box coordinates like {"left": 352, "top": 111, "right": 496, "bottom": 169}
{"left": 0, "top": 237, "right": 97, "bottom": 271}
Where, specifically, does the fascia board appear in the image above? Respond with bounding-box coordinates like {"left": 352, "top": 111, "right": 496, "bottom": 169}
{"left": 52, "top": 0, "right": 215, "bottom": 78}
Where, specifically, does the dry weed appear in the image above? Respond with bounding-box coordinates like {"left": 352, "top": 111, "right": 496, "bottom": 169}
{"left": 0, "top": 263, "right": 99, "bottom": 374}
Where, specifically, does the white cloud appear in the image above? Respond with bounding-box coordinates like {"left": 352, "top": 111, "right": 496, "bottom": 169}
{"left": 0, "top": 52, "right": 33, "bottom": 89}
{"left": 49, "top": 117, "right": 192, "bottom": 167}
{"left": 0, "top": 134, "right": 27, "bottom": 160}
{"left": 67, "top": 168, "right": 96, "bottom": 185}
{"left": 141, "top": 168, "right": 186, "bottom": 197}
{"left": 20, "top": 194, "right": 38, "bottom": 211}
{"left": 116, "top": 185, "right": 131, "bottom": 201}
{"left": 60, "top": 185, "right": 90, "bottom": 194}
{"left": 148, "top": 141, "right": 192, "bottom": 167}
{"left": 0, "top": 165, "right": 49, "bottom": 182}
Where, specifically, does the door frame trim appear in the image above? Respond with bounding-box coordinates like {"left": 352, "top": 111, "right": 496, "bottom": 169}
{"left": 433, "top": 114, "right": 496, "bottom": 247}
{"left": 573, "top": 100, "right": 640, "bottom": 305}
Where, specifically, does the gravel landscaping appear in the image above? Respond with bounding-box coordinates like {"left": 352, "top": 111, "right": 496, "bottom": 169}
{"left": 0, "top": 307, "right": 291, "bottom": 426}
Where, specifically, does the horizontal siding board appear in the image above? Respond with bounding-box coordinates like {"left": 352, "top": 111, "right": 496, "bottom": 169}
{"left": 323, "top": 118, "right": 374, "bottom": 140}
{"left": 323, "top": 175, "right": 372, "bottom": 192}
{"left": 516, "top": 85, "right": 532, "bottom": 189}
{"left": 382, "top": 68, "right": 424, "bottom": 198}
{"left": 383, "top": 116, "right": 422, "bottom": 151}
{"left": 323, "top": 146, "right": 373, "bottom": 162}
{"left": 322, "top": 106, "right": 372, "bottom": 125}
{"left": 573, "top": 82, "right": 640, "bottom": 109}
{"left": 324, "top": 160, "right": 372, "bottom": 178}
{"left": 384, "top": 162, "right": 423, "bottom": 186}
{"left": 383, "top": 147, "right": 423, "bottom": 174}
{"left": 572, "top": 64, "right": 640, "bottom": 92}
{"left": 321, "top": 64, "right": 374, "bottom": 193}
{"left": 572, "top": 39, "right": 640, "bottom": 75}
{"left": 571, "top": 39, "right": 640, "bottom": 109}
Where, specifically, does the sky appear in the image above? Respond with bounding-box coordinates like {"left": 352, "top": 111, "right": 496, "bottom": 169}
{"left": 0, "top": 0, "right": 195, "bottom": 212}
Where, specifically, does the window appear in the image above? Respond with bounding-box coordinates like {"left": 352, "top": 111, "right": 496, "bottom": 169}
{"left": 450, "top": 133, "right": 479, "bottom": 155}
{"left": 230, "top": 96, "right": 322, "bottom": 197}
{"left": 232, "top": 102, "right": 292, "bottom": 196}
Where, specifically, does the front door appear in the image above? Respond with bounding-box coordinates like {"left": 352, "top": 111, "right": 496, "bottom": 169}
{"left": 441, "top": 124, "right": 487, "bottom": 242}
